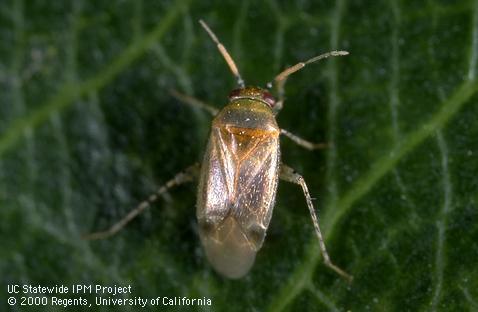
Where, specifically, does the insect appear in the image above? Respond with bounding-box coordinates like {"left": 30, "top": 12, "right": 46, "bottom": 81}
{"left": 85, "top": 20, "right": 352, "bottom": 281}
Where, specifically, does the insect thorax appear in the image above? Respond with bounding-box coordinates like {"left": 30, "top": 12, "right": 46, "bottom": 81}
{"left": 212, "top": 98, "right": 280, "bottom": 134}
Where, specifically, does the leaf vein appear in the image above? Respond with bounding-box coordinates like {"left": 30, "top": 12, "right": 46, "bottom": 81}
{"left": 10, "top": 0, "right": 38, "bottom": 213}
{"left": 307, "top": 282, "right": 340, "bottom": 312}
{"left": 388, "top": 1, "right": 417, "bottom": 211}
{"left": 325, "top": 0, "right": 346, "bottom": 211}
{"left": 430, "top": 130, "right": 453, "bottom": 311}
{"left": 468, "top": 0, "right": 478, "bottom": 80}
{"left": 0, "top": 0, "right": 188, "bottom": 159}
{"left": 461, "top": 285, "right": 478, "bottom": 308}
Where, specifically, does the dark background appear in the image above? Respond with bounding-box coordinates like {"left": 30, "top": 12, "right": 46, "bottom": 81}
{"left": 1, "top": 0, "right": 477, "bottom": 311}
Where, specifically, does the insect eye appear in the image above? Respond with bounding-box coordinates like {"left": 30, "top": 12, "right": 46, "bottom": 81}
{"left": 262, "top": 91, "right": 276, "bottom": 108}
{"left": 228, "top": 88, "right": 242, "bottom": 99}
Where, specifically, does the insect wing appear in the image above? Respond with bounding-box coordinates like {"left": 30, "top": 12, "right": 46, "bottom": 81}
{"left": 197, "top": 126, "right": 280, "bottom": 278}
{"left": 227, "top": 126, "right": 280, "bottom": 248}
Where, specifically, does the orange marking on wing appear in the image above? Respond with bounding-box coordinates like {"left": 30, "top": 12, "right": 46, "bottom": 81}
{"left": 225, "top": 126, "right": 278, "bottom": 162}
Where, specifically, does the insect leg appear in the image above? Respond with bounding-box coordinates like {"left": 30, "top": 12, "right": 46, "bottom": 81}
{"left": 170, "top": 89, "right": 218, "bottom": 116}
{"left": 279, "top": 163, "right": 353, "bottom": 282}
{"left": 280, "top": 128, "right": 327, "bottom": 150}
{"left": 83, "top": 163, "right": 200, "bottom": 240}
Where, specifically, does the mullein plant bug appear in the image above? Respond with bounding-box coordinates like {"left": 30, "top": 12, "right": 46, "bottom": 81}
{"left": 85, "top": 20, "right": 352, "bottom": 281}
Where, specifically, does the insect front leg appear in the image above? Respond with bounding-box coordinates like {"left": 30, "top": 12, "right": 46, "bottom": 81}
{"left": 280, "top": 128, "right": 327, "bottom": 150}
{"left": 83, "top": 163, "right": 200, "bottom": 240}
{"left": 169, "top": 89, "right": 218, "bottom": 116}
{"left": 279, "top": 163, "right": 353, "bottom": 282}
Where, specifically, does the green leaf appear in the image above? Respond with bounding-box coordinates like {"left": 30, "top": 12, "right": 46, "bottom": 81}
{"left": 1, "top": 0, "right": 477, "bottom": 311}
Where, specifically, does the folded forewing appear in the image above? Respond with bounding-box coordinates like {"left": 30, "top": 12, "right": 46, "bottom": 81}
{"left": 231, "top": 134, "right": 279, "bottom": 236}
{"left": 197, "top": 126, "right": 280, "bottom": 248}
{"left": 197, "top": 128, "right": 235, "bottom": 222}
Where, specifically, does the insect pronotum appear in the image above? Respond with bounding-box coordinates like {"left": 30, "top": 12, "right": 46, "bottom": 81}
{"left": 85, "top": 20, "right": 352, "bottom": 281}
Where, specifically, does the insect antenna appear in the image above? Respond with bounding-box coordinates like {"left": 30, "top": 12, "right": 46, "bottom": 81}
{"left": 273, "top": 50, "right": 349, "bottom": 84}
{"left": 199, "top": 20, "right": 245, "bottom": 88}
{"left": 267, "top": 50, "right": 349, "bottom": 112}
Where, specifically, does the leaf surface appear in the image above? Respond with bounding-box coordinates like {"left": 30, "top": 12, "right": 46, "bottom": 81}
{"left": 1, "top": 1, "right": 477, "bottom": 311}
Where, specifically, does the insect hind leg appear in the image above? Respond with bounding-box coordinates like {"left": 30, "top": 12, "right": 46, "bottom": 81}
{"left": 279, "top": 163, "right": 353, "bottom": 282}
{"left": 83, "top": 163, "right": 200, "bottom": 240}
